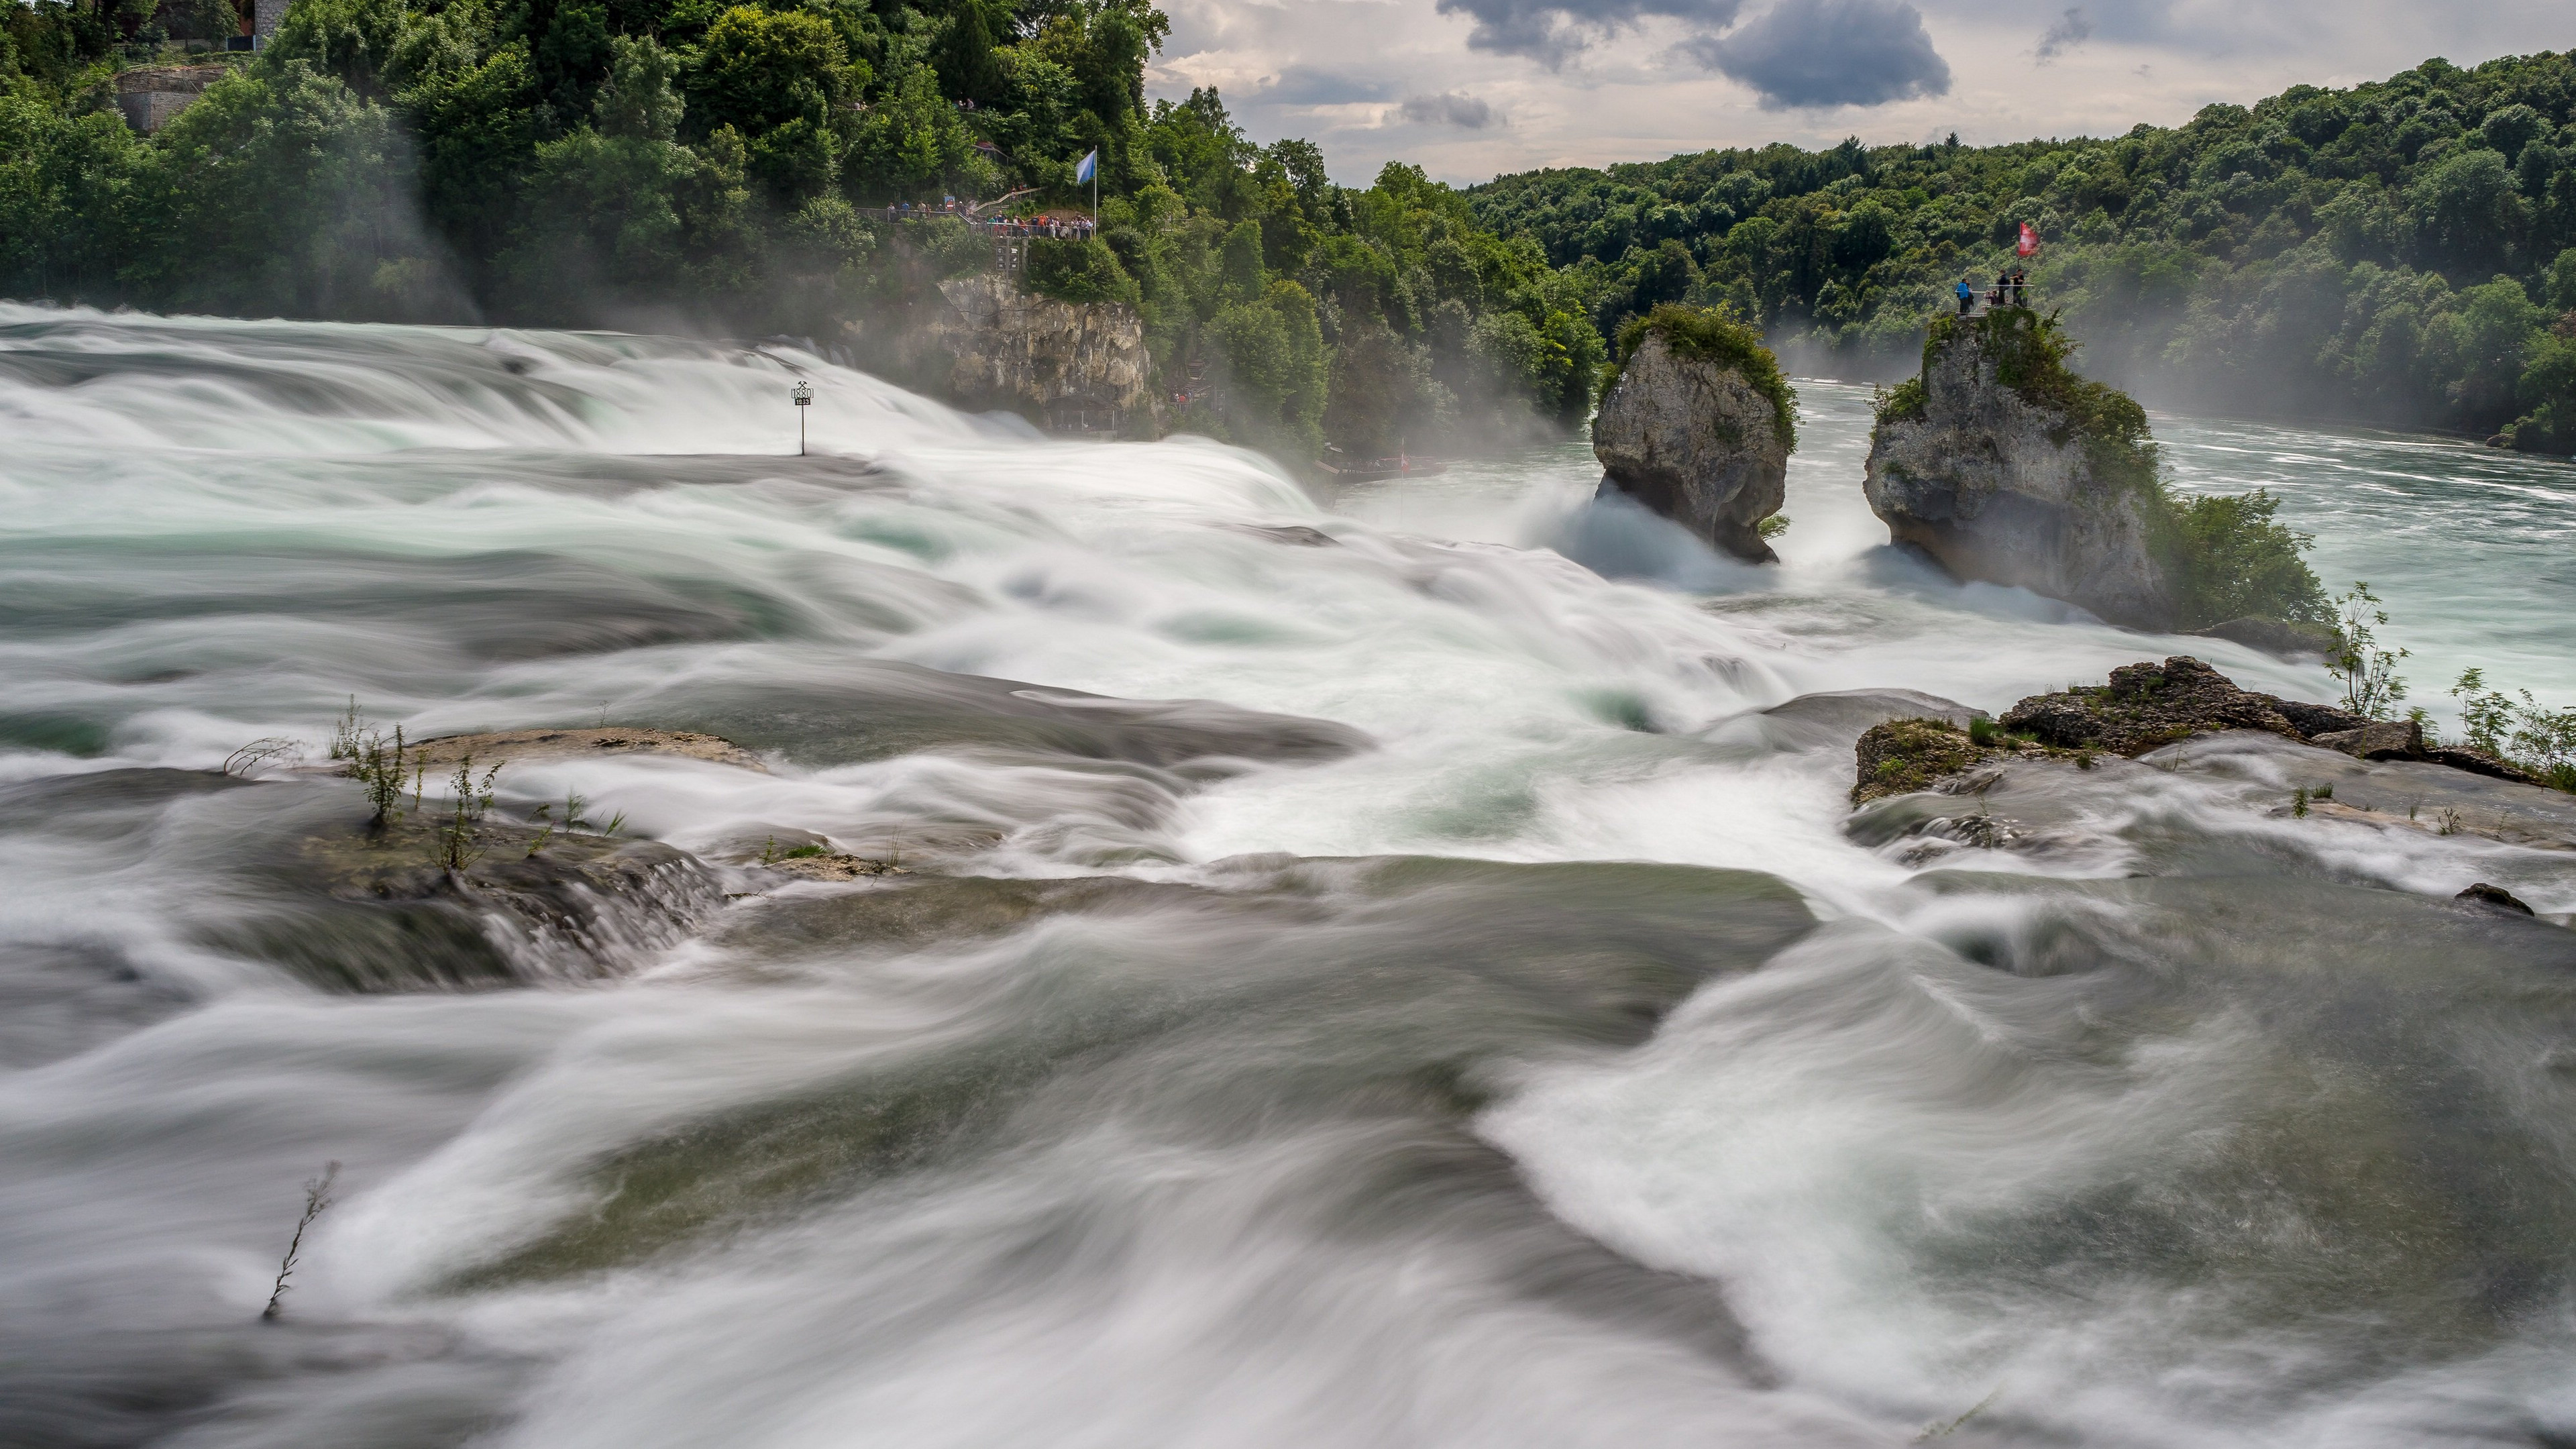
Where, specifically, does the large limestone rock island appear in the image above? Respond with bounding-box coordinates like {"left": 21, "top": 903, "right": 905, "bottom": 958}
{"left": 1592, "top": 306, "right": 1793, "bottom": 563}
{"left": 1865, "top": 307, "right": 2177, "bottom": 629}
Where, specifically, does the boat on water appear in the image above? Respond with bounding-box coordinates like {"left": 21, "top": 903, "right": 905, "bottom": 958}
{"left": 1315, "top": 448, "right": 1447, "bottom": 480}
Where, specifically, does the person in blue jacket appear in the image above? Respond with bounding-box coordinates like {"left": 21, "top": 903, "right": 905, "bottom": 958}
{"left": 1955, "top": 276, "right": 1975, "bottom": 315}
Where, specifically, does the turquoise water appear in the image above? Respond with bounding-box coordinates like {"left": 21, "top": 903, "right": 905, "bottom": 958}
{"left": 3, "top": 307, "right": 2575, "bottom": 1449}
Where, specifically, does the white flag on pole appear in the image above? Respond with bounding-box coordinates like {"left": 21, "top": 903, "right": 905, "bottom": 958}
{"left": 1075, "top": 150, "right": 1098, "bottom": 184}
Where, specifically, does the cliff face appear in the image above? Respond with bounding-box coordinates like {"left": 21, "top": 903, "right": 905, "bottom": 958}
{"left": 1592, "top": 330, "right": 1789, "bottom": 563}
{"left": 916, "top": 275, "right": 1153, "bottom": 433}
{"left": 1865, "top": 313, "right": 2176, "bottom": 629}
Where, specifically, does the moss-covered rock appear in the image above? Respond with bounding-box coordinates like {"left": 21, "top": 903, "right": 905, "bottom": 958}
{"left": 1866, "top": 307, "right": 2176, "bottom": 628}
{"left": 1593, "top": 304, "right": 1793, "bottom": 562}
{"left": 2000, "top": 655, "right": 2308, "bottom": 756}
{"left": 1851, "top": 717, "right": 2005, "bottom": 804}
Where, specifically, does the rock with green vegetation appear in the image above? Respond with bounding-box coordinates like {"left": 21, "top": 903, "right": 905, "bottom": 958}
{"left": 1851, "top": 718, "right": 2006, "bottom": 804}
{"left": 1994, "top": 655, "right": 2556, "bottom": 786}
{"left": 1849, "top": 714, "right": 2094, "bottom": 804}
{"left": 1867, "top": 308, "right": 2177, "bottom": 628}
{"left": 2000, "top": 655, "right": 2308, "bottom": 755}
{"left": 1591, "top": 305, "right": 1794, "bottom": 563}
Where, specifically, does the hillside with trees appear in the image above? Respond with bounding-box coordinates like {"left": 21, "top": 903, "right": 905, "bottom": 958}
{"left": 1470, "top": 52, "right": 2576, "bottom": 453}
{"left": 0, "top": 0, "right": 1596, "bottom": 458}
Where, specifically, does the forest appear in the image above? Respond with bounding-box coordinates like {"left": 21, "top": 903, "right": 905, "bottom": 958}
{"left": 3, "top": 0, "right": 2573, "bottom": 458}
{"left": 1470, "top": 50, "right": 2576, "bottom": 453}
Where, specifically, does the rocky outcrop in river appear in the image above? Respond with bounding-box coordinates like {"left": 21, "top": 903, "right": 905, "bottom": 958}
{"left": 1866, "top": 309, "right": 2177, "bottom": 628}
{"left": 1592, "top": 315, "right": 1790, "bottom": 564}
{"left": 1851, "top": 655, "right": 2549, "bottom": 804}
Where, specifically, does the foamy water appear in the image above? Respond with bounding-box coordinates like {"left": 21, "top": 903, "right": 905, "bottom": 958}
{"left": 3, "top": 303, "right": 2575, "bottom": 1449}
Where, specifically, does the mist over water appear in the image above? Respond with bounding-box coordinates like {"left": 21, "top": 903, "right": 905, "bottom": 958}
{"left": 4, "top": 303, "right": 2576, "bottom": 1449}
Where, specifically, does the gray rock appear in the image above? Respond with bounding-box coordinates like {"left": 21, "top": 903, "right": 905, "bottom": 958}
{"left": 909, "top": 274, "right": 1154, "bottom": 429}
{"left": 2190, "top": 615, "right": 2338, "bottom": 659}
{"left": 1591, "top": 331, "right": 1788, "bottom": 563}
{"left": 2312, "top": 720, "right": 2426, "bottom": 760}
{"left": 1864, "top": 316, "right": 2176, "bottom": 628}
{"left": 2459, "top": 883, "right": 2536, "bottom": 915}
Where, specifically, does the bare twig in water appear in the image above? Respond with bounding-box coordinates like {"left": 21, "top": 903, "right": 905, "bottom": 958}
{"left": 262, "top": 1161, "right": 341, "bottom": 1322}
{"left": 222, "top": 738, "right": 301, "bottom": 777}
{"left": 1917, "top": 1385, "right": 2004, "bottom": 1440}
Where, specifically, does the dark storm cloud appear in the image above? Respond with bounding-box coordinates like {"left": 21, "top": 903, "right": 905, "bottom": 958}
{"left": 2035, "top": 5, "right": 2092, "bottom": 61}
{"left": 1262, "top": 66, "right": 1401, "bottom": 106}
{"left": 1397, "top": 91, "right": 1503, "bottom": 127}
{"left": 1432, "top": 0, "right": 1744, "bottom": 66}
{"left": 1690, "top": 0, "right": 1952, "bottom": 108}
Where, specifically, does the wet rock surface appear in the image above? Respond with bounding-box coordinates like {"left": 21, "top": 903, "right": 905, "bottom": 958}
{"left": 2188, "top": 614, "right": 2338, "bottom": 659}
{"left": 250, "top": 814, "right": 729, "bottom": 988}
{"left": 623, "top": 659, "right": 1374, "bottom": 771}
{"left": 2461, "top": 882, "right": 2538, "bottom": 914}
{"left": 1591, "top": 329, "right": 1789, "bottom": 563}
{"left": 407, "top": 727, "right": 769, "bottom": 773}
{"left": 1847, "top": 659, "right": 2576, "bottom": 904}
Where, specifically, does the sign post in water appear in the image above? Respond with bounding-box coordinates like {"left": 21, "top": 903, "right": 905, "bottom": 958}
{"left": 792, "top": 380, "right": 812, "bottom": 455}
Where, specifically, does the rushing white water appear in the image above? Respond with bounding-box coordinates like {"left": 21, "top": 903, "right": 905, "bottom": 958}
{"left": 4, "top": 303, "right": 2575, "bottom": 1449}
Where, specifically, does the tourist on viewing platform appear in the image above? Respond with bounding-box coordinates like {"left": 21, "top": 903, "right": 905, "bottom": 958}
{"left": 1956, "top": 276, "right": 1974, "bottom": 315}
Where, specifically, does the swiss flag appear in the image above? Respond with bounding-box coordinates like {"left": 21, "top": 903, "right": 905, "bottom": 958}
{"left": 2017, "top": 223, "right": 2040, "bottom": 258}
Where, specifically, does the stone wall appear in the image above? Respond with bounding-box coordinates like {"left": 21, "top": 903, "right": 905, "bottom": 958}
{"left": 113, "top": 64, "right": 226, "bottom": 134}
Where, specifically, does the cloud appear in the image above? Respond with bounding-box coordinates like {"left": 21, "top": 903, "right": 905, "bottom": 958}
{"left": 1432, "top": 0, "right": 1743, "bottom": 66}
{"left": 2034, "top": 5, "right": 2092, "bottom": 62}
{"left": 1262, "top": 65, "right": 1401, "bottom": 106}
{"left": 1396, "top": 91, "right": 1503, "bottom": 127}
{"left": 1692, "top": 0, "right": 1951, "bottom": 109}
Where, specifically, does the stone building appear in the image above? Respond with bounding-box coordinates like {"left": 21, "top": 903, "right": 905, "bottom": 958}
{"left": 113, "top": 64, "right": 227, "bottom": 133}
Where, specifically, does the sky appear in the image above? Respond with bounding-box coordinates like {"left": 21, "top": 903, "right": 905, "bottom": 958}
{"left": 1145, "top": 0, "right": 2575, "bottom": 185}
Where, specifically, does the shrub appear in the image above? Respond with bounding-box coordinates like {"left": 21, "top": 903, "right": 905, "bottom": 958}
{"left": 2328, "top": 582, "right": 2409, "bottom": 719}
{"left": 2165, "top": 488, "right": 2330, "bottom": 629}
{"left": 1022, "top": 235, "right": 1138, "bottom": 305}
{"left": 1606, "top": 302, "right": 1796, "bottom": 451}
{"left": 2451, "top": 668, "right": 2576, "bottom": 792}
{"left": 1874, "top": 376, "right": 1927, "bottom": 423}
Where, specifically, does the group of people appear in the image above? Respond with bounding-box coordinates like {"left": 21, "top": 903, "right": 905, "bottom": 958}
{"left": 877, "top": 201, "right": 1097, "bottom": 241}
{"left": 1953, "top": 266, "right": 2031, "bottom": 314}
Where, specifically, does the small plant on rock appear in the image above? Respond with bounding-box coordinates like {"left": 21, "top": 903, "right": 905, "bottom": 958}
{"left": 345, "top": 724, "right": 411, "bottom": 824}
{"left": 434, "top": 757, "right": 502, "bottom": 873}
{"left": 2452, "top": 668, "right": 2576, "bottom": 792}
{"left": 2328, "top": 583, "right": 2409, "bottom": 720}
